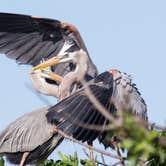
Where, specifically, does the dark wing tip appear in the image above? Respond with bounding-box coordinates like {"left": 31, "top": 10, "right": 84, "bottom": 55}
{"left": 0, "top": 12, "right": 61, "bottom": 33}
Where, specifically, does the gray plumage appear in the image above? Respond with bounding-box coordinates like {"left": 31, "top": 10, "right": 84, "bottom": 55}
{"left": 0, "top": 108, "right": 63, "bottom": 165}
{"left": 110, "top": 69, "right": 148, "bottom": 120}
{"left": 99, "top": 70, "right": 148, "bottom": 148}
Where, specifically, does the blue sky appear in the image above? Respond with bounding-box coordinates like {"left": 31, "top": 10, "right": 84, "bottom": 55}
{"left": 0, "top": 0, "right": 166, "bottom": 164}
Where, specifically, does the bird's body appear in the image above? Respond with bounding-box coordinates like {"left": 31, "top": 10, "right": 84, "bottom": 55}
{"left": 46, "top": 71, "right": 114, "bottom": 142}
{"left": 46, "top": 70, "right": 148, "bottom": 145}
{"left": 0, "top": 108, "right": 63, "bottom": 165}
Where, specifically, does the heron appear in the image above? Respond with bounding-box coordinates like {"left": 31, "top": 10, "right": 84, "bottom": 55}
{"left": 0, "top": 68, "right": 106, "bottom": 166}
{"left": 0, "top": 12, "right": 97, "bottom": 98}
{"left": 33, "top": 50, "right": 148, "bottom": 147}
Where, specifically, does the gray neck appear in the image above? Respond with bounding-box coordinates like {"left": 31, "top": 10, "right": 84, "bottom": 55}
{"left": 60, "top": 51, "right": 89, "bottom": 97}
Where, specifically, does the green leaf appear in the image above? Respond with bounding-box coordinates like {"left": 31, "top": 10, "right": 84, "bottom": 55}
{"left": 0, "top": 157, "right": 4, "bottom": 166}
{"left": 80, "top": 159, "right": 96, "bottom": 166}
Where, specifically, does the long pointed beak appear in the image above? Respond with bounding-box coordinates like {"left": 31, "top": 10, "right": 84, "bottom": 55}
{"left": 32, "top": 57, "right": 63, "bottom": 71}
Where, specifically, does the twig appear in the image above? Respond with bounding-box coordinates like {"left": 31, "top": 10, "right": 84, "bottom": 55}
{"left": 83, "top": 148, "right": 90, "bottom": 158}
{"left": 149, "top": 122, "right": 166, "bottom": 132}
{"left": 83, "top": 149, "right": 109, "bottom": 166}
{"left": 101, "top": 153, "right": 106, "bottom": 166}
{"left": 56, "top": 128, "right": 123, "bottom": 160}
{"left": 112, "top": 161, "right": 122, "bottom": 166}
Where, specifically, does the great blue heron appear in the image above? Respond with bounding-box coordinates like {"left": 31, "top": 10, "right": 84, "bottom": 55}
{"left": 0, "top": 70, "right": 106, "bottom": 166}
{"left": 33, "top": 50, "right": 148, "bottom": 145}
{"left": 0, "top": 12, "right": 97, "bottom": 98}
{"left": 0, "top": 69, "right": 112, "bottom": 166}
{"left": 0, "top": 72, "right": 114, "bottom": 166}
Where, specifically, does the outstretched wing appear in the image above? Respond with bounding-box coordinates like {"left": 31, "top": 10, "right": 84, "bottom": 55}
{"left": 110, "top": 70, "right": 148, "bottom": 120}
{"left": 0, "top": 108, "right": 54, "bottom": 153}
{"left": 46, "top": 84, "right": 113, "bottom": 143}
{"left": 0, "top": 13, "right": 97, "bottom": 77}
{"left": 0, "top": 13, "right": 65, "bottom": 66}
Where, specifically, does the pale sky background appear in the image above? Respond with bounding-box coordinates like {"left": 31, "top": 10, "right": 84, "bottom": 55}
{"left": 0, "top": 0, "right": 166, "bottom": 165}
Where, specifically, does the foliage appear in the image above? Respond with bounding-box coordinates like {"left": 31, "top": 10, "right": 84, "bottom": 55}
{"left": 40, "top": 152, "right": 95, "bottom": 166}
{"left": 0, "top": 157, "right": 4, "bottom": 166}
{"left": 109, "top": 113, "right": 166, "bottom": 165}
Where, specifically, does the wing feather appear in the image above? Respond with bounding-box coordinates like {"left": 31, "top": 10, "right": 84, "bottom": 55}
{"left": 0, "top": 13, "right": 65, "bottom": 66}
{"left": 112, "top": 71, "right": 148, "bottom": 120}
{"left": 0, "top": 108, "right": 53, "bottom": 153}
{"left": 46, "top": 84, "right": 112, "bottom": 142}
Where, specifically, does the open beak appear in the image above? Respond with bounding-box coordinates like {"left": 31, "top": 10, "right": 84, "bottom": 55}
{"left": 32, "top": 57, "right": 63, "bottom": 71}
{"left": 31, "top": 53, "right": 71, "bottom": 82}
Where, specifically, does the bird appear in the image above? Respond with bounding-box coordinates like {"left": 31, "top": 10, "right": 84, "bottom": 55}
{"left": 0, "top": 72, "right": 113, "bottom": 166}
{"left": 33, "top": 49, "right": 148, "bottom": 146}
{"left": 0, "top": 12, "right": 97, "bottom": 98}
{"left": 0, "top": 69, "right": 111, "bottom": 165}
{"left": 0, "top": 70, "right": 112, "bottom": 166}
{"left": 0, "top": 12, "right": 98, "bottom": 165}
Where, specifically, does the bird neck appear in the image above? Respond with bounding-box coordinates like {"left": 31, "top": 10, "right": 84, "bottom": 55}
{"left": 59, "top": 50, "right": 89, "bottom": 99}
{"left": 62, "top": 52, "right": 89, "bottom": 87}
{"left": 74, "top": 53, "right": 89, "bottom": 81}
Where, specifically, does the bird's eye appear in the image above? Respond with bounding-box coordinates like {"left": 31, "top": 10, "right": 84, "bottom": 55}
{"left": 69, "top": 63, "right": 76, "bottom": 71}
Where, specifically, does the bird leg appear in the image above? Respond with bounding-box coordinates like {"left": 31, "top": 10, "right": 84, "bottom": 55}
{"left": 20, "top": 151, "right": 29, "bottom": 166}
{"left": 88, "top": 141, "right": 94, "bottom": 162}
{"left": 89, "top": 147, "right": 94, "bottom": 162}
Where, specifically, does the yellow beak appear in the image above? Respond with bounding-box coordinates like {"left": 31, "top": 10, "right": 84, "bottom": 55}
{"left": 32, "top": 57, "right": 63, "bottom": 71}
{"left": 32, "top": 57, "right": 64, "bottom": 82}
{"left": 43, "top": 72, "right": 63, "bottom": 82}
